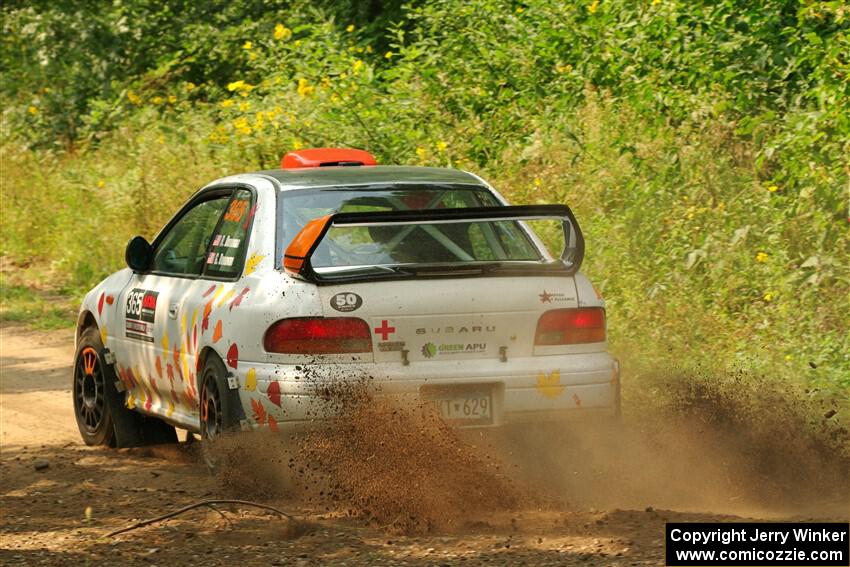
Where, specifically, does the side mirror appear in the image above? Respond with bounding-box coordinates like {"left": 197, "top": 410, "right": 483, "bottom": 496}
{"left": 125, "top": 236, "right": 153, "bottom": 272}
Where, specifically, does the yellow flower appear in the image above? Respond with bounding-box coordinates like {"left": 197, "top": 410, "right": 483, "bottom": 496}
{"left": 767, "top": 184, "right": 779, "bottom": 192}
{"left": 588, "top": 0, "right": 599, "bottom": 14}
{"left": 435, "top": 140, "right": 448, "bottom": 152}
{"left": 168, "top": 95, "right": 177, "bottom": 104}
{"left": 184, "top": 82, "right": 196, "bottom": 92}
{"left": 297, "top": 78, "right": 315, "bottom": 98}
{"left": 762, "top": 291, "right": 775, "bottom": 302}
{"left": 652, "top": 0, "right": 661, "bottom": 5}
{"left": 755, "top": 251, "right": 769, "bottom": 263}
{"left": 366, "top": 45, "right": 373, "bottom": 53}
{"left": 127, "top": 90, "right": 141, "bottom": 105}
{"left": 784, "top": 354, "right": 793, "bottom": 362}
{"left": 233, "top": 117, "right": 251, "bottom": 136}
{"left": 352, "top": 59, "right": 364, "bottom": 73}
{"left": 239, "top": 101, "right": 251, "bottom": 112}
{"left": 533, "top": 177, "right": 542, "bottom": 187}
{"left": 384, "top": 51, "right": 394, "bottom": 59}
{"left": 292, "top": 139, "right": 303, "bottom": 150}
{"left": 27, "top": 105, "right": 38, "bottom": 115}
{"left": 151, "top": 96, "right": 163, "bottom": 105}
{"left": 227, "top": 80, "right": 245, "bottom": 92}
{"left": 346, "top": 24, "right": 355, "bottom": 33}
{"left": 556, "top": 64, "right": 573, "bottom": 73}
{"left": 97, "top": 179, "right": 105, "bottom": 188}
{"left": 220, "top": 99, "right": 235, "bottom": 108}
{"left": 249, "top": 52, "right": 257, "bottom": 61}
{"left": 243, "top": 41, "right": 253, "bottom": 50}
{"left": 274, "top": 24, "right": 292, "bottom": 40}
{"left": 416, "top": 146, "right": 427, "bottom": 160}
{"left": 516, "top": 6, "right": 524, "bottom": 13}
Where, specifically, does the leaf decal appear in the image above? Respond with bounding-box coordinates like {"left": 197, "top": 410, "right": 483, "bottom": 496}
{"left": 202, "top": 284, "right": 217, "bottom": 298}
{"left": 251, "top": 398, "right": 267, "bottom": 425}
{"left": 267, "top": 381, "right": 281, "bottom": 407}
{"left": 100, "top": 325, "right": 108, "bottom": 347}
{"left": 97, "top": 292, "right": 105, "bottom": 316}
{"left": 535, "top": 370, "right": 565, "bottom": 400}
{"left": 155, "top": 356, "right": 162, "bottom": 378}
{"left": 201, "top": 299, "right": 214, "bottom": 333}
{"left": 268, "top": 414, "right": 279, "bottom": 433}
{"left": 126, "top": 367, "right": 138, "bottom": 389}
{"left": 190, "top": 308, "right": 199, "bottom": 347}
{"left": 166, "top": 400, "right": 175, "bottom": 417}
{"left": 242, "top": 203, "right": 257, "bottom": 230}
{"left": 229, "top": 287, "right": 250, "bottom": 311}
{"left": 216, "top": 289, "right": 235, "bottom": 308}
{"left": 572, "top": 393, "right": 582, "bottom": 407}
{"left": 212, "top": 320, "right": 223, "bottom": 343}
{"left": 166, "top": 363, "right": 174, "bottom": 383}
{"left": 245, "top": 368, "right": 257, "bottom": 391}
{"left": 244, "top": 253, "right": 264, "bottom": 276}
{"left": 161, "top": 331, "right": 169, "bottom": 355}
{"left": 226, "top": 343, "right": 238, "bottom": 369}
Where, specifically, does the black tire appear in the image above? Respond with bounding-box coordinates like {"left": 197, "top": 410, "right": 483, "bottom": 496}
{"left": 73, "top": 328, "right": 116, "bottom": 446}
{"left": 199, "top": 354, "right": 242, "bottom": 472}
{"left": 73, "top": 327, "right": 178, "bottom": 448}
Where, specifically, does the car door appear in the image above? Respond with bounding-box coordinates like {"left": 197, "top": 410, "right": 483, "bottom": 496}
{"left": 114, "top": 189, "right": 251, "bottom": 427}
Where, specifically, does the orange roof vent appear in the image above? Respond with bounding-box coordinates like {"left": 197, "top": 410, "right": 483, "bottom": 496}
{"left": 281, "top": 148, "right": 377, "bottom": 169}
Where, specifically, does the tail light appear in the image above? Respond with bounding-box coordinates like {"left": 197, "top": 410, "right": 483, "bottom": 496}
{"left": 264, "top": 317, "right": 372, "bottom": 354}
{"left": 534, "top": 308, "right": 606, "bottom": 345}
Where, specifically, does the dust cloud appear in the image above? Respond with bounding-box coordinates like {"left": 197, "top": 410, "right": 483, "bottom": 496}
{"left": 207, "top": 368, "right": 849, "bottom": 535}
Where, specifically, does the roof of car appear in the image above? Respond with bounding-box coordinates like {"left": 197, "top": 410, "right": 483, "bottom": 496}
{"left": 254, "top": 165, "right": 487, "bottom": 190}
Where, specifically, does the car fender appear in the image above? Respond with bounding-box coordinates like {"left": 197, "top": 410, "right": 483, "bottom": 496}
{"left": 76, "top": 268, "right": 134, "bottom": 348}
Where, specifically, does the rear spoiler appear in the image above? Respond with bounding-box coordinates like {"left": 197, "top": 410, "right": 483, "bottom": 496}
{"left": 283, "top": 204, "right": 584, "bottom": 282}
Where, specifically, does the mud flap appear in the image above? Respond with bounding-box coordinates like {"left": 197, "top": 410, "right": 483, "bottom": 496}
{"left": 223, "top": 372, "right": 248, "bottom": 431}
{"left": 98, "top": 349, "right": 178, "bottom": 447}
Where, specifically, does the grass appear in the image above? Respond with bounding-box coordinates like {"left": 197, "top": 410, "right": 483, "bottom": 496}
{"left": 0, "top": 278, "right": 77, "bottom": 331}
{"left": 0, "top": 0, "right": 847, "bottom": 399}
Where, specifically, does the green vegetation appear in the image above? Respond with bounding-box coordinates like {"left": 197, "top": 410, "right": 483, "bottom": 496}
{"left": 1, "top": 1, "right": 847, "bottom": 393}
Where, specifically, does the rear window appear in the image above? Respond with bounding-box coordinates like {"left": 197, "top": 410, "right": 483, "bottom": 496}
{"left": 276, "top": 185, "right": 541, "bottom": 269}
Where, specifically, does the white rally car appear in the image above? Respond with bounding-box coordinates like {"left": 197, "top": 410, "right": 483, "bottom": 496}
{"left": 73, "top": 148, "right": 619, "bottom": 447}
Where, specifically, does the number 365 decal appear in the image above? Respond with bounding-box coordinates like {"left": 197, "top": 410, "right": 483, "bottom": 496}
{"left": 330, "top": 292, "right": 362, "bottom": 312}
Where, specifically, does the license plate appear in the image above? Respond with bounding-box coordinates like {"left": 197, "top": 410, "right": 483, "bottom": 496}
{"left": 422, "top": 387, "right": 493, "bottom": 425}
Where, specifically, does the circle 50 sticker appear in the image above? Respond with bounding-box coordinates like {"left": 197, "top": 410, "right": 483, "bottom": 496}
{"left": 331, "top": 292, "right": 362, "bottom": 312}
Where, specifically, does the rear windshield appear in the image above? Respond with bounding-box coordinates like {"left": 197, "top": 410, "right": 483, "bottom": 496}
{"left": 276, "top": 184, "right": 542, "bottom": 269}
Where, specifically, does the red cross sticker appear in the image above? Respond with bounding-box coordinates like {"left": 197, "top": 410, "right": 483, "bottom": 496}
{"left": 374, "top": 320, "right": 396, "bottom": 341}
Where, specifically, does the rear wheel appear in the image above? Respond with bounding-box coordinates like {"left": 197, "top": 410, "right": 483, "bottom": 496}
{"left": 199, "top": 354, "right": 241, "bottom": 472}
{"left": 73, "top": 327, "right": 178, "bottom": 447}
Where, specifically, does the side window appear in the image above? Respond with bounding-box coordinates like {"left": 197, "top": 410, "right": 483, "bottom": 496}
{"left": 150, "top": 197, "right": 229, "bottom": 276}
{"left": 203, "top": 189, "right": 254, "bottom": 278}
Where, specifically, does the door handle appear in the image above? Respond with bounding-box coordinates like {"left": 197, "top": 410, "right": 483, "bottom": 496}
{"left": 168, "top": 304, "right": 179, "bottom": 319}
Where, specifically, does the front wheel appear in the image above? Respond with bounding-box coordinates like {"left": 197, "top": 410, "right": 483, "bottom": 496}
{"left": 73, "top": 330, "right": 115, "bottom": 446}
{"left": 73, "top": 327, "right": 178, "bottom": 447}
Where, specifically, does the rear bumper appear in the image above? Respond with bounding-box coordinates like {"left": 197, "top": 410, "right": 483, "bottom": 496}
{"left": 234, "top": 352, "right": 619, "bottom": 428}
